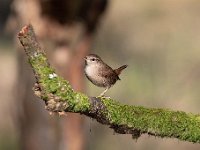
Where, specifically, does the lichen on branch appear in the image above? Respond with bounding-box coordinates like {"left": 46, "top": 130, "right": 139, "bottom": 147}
{"left": 18, "top": 24, "right": 200, "bottom": 143}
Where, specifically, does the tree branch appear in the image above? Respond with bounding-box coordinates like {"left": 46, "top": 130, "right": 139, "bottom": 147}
{"left": 18, "top": 24, "right": 200, "bottom": 143}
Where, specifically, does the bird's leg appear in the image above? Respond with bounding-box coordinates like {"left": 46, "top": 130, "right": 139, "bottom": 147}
{"left": 98, "top": 87, "right": 109, "bottom": 97}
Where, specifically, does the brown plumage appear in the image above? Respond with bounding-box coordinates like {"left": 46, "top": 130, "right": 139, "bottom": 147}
{"left": 84, "top": 54, "right": 127, "bottom": 96}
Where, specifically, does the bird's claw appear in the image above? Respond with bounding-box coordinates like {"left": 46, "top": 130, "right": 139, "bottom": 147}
{"left": 96, "top": 95, "right": 111, "bottom": 99}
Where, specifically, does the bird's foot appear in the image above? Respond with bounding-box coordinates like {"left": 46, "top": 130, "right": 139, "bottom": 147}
{"left": 98, "top": 88, "right": 109, "bottom": 98}
{"left": 96, "top": 95, "right": 111, "bottom": 99}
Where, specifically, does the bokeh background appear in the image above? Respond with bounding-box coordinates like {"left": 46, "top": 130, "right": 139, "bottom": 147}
{"left": 1, "top": 0, "right": 200, "bottom": 150}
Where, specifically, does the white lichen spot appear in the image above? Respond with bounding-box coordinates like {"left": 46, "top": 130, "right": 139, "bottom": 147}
{"left": 49, "top": 73, "right": 57, "bottom": 79}
{"left": 34, "top": 52, "right": 39, "bottom": 57}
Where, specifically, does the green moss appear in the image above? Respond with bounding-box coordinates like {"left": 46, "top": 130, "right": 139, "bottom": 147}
{"left": 73, "top": 92, "right": 91, "bottom": 112}
{"left": 29, "top": 53, "right": 91, "bottom": 112}
{"left": 102, "top": 98, "right": 200, "bottom": 142}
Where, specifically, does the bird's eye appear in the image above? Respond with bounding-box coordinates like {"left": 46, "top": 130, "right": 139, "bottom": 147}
{"left": 91, "top": 58, "right": 95, "bottom": 61}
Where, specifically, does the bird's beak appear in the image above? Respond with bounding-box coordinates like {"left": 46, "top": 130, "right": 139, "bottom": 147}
{"left": 84, "top": 56, "right": 87, "bottom": 60}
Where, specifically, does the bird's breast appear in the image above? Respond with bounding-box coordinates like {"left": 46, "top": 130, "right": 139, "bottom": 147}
{"left": 85, "top": 64, "right": 118, "bottom": 88}
{"left": 85, "top": 64, "right": 99, "bottom": 78}
{"left": 85, "top": 64, "right": 107, "bottom": 87}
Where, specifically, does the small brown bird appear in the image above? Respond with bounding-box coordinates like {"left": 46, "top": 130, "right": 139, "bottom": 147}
{"left": 84, "top": 54, "right": 127, "bottom": 97}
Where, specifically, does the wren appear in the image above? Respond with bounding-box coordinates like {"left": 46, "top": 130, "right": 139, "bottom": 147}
{"left": 84, "top": 54, "right": 127, "bottom": 97}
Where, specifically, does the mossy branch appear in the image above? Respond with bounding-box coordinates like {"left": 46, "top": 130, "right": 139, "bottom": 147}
{"left": 18, "top": 24, "right": 200, "bottom": 143}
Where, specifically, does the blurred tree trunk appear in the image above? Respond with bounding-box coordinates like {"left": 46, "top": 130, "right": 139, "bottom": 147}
{"left": 7, "top": 0, "right": 108, "bottom": 149}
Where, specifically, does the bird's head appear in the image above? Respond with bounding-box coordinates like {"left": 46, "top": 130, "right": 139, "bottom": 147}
{"left": 84, "top": 54, "right": 102, "bottom": 66}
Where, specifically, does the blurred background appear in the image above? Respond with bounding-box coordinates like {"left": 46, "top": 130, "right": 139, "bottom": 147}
{"left": 1, "top": 0, "right": 200, "bottom": 149}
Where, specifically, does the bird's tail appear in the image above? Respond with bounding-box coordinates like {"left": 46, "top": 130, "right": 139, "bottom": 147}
{"left": 114, "top": 65, "right": 128, "bottom": 75}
